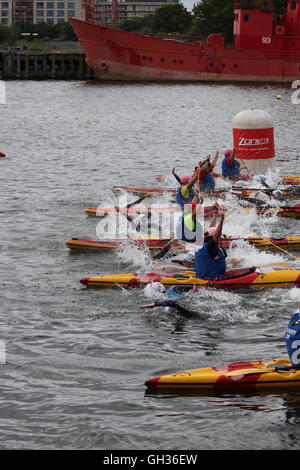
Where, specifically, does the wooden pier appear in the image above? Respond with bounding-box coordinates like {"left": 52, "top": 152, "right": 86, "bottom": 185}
{"left": 0, "top": 50, "right": 96, "bottom": 79}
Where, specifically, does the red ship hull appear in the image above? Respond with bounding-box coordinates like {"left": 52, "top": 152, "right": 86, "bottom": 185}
{"left": 70, "top": 18, "right": 300, "bottom": 83}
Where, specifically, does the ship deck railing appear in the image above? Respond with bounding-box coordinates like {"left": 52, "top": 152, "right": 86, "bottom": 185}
{"left": 142, "top": 32, "right": 207, "bottom": 45}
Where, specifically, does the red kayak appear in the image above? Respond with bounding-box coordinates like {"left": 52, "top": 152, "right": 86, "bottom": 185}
{"left": 112, "top": 177, "right": 300, "bottom": 197}
{"left": 85, "top": 203, "right": 300, "bottom": 219}
{"left": 66, "top": 236, "right": 300, "bottom": 252}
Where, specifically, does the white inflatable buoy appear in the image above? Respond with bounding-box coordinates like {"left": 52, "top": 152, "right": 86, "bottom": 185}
{"left": 232, "top": 109, "right": 275, "bottom": 174}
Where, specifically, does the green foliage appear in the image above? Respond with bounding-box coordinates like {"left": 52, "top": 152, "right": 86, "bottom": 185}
{"left": 0, "top": 25, "right": 9, "bottom": 42}
{"left": 0, "top": 21, "right": 76, "bottom": 45}
{"left": 273, "top": 0, "right": 288, "bottom": 18}
{"left": 118, "top": 17, "right": 150, "bottom": 32}
{"left": 150, "top": 3, "right": 193, "bottom": 33}
{"left": 119, "top": 2, "right": 192, "bottom": 34}
{"left": 191, "top": 0, "right": 234, "bottom": 41}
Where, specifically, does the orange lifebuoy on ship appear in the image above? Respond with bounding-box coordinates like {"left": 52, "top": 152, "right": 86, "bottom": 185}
{"left": 276, "top": 25, "right": 285, "bottom": 36}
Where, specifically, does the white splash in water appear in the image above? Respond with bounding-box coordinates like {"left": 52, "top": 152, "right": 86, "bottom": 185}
{"left": 143, "top": 282, "right": 166, "bottom": 298}
{"left": 115, "top": 241, "right": 152, "bottom": 269}
{"left": 174, "top": 289, "right": 259, "bottom": 323}
{"left": 226, "top": 239, "right": 289, "bottom": 269}
{"left": 288, "top": 287, "right": 300, "bottom": 302}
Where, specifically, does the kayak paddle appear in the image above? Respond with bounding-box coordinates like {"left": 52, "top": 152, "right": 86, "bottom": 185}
{"left": 226, "top": 365, "right": 294, "bottom": 377}
{"left": 152, "top": 239, "right": 175, "bottom": 260}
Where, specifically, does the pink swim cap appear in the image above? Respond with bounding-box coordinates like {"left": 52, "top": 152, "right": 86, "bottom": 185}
{"left": 207, "top": 227, "right": 216, "bottom": 236}
{"left": 224, "top": 149, "right": 232, "bottom": 157}
{"left": 181, "top": 175, "right": 191, "bottom": 184}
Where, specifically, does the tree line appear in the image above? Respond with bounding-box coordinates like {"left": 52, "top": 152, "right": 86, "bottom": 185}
{"left": 0, "top": 21, "right": 76, "bottom": 45}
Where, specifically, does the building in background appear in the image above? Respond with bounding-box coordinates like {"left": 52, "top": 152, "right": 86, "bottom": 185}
{"left": 96, "top": 0, "right": 179, "bottom": 25}
{"left": 0, "top": 0, "right": 84, "bottom": 24}
{"left": 33, "top": 0, "right": 83, "bottom": 24}
{"left": 0, "top": 1, "right": 13, "bottom": 23}
{"left": 0, "top": 0, "right": 178, "bottom": 25}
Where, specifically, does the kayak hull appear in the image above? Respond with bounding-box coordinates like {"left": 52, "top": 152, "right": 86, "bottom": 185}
{"left": 80, "top": 268, "right": 300, "bottom": 289}
{"left": 145, "top": 358, "right": 300, "bottom": 391}
{"left": 85, "top": 205, "right": 300, "bottom": 219}
{"left": 112, "top": 184, "right": 300, "bottom": 199}
{"left": 67, "top": 236, "right": 300, "bottom": 252}
{"left": 85, "top": 206, "right": 181, "bottom": 217}
{"left": 112, "top": 177, "right": 300, "bottom": 196}
{"left": 66, "top": 238, "right": 185, "bottom": 252}
{"left": 281, "top": 176, "right": 300, "bottom": 185}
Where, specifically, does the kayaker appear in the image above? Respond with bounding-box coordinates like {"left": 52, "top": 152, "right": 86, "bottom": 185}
{"left": 140, "top": 299, "right": 210, "bottom": 319}
{"left": 285, "top": 305, "right": 300, "bottom": 369}
{"left": 172, "top": 204, "right": 243, "bottom": 268}
{"left": 175, "top": 168, "right": 203, "bottom": 211}
{"left": 140, "top": 299, "right": 194, "bottom": 318}
{"left": 176, "top": 206, "right": 220, "bottom": 266}
{"left": 152, "top": 196, "right": 205, "bottom": 260}
{"left": 140, "top": 287, "right": 209, "bottom": 319}
{"left": 175, "top": 197, "right": 204, "bottom": 243}
{"left": 172, "top": 167, "right": 183, "bottom": 185}
{"left": 221, "top": 148, "right": 241, "bottom": 180}
{"left": 195, "top": 210, "right": 227, "bottom": 280}
{"left": 197, "top": 152, "right": 218, "bottom": 193}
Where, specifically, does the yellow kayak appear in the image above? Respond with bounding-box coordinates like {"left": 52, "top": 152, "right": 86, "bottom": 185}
{"left": 80, "top": 267, "right": 300, "bottom": 290}
{"left": 281, "top": 176, "right": 300, "bottom": 185}
{"left": 67, "top": 236, "right": 300, "bottom": 252}
{"left": 145, "top": 358, "right": 299, "bottom": 391}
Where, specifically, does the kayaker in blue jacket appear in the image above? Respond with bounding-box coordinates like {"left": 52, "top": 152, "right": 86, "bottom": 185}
{"left": 175, "top": 167, "right": 203, "bottom": 211}
{"left": 175, "top": 198, "right": 204, "bottom": 243}
{"left": 222, "top": 148, "right": 241, "bottom": 180}
{"left": 285, "top": 305, "right": 300, "bottom": 369}
{"left": 195, "top": 210, "right": 227, "bottom": 280}
{"left": 197, "top": 151, "right": 219, "bottom": 194}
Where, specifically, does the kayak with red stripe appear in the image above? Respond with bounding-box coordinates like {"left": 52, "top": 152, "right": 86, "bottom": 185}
{"left": 145, "top": 358, "right": 300, "bottom": 391}
{"left": 112, "top": 184, "right": 300, "bottom": 199}
{"left": 112, "top": 176, "right": 300, "bottom": 196}
{"left": 66, "top": 236, "right": 300, "bottom": 252}
{"left": 85, "top": 203, "right": 300, "bottom": 219}
{"left": 80, "top": 266, "right": 300, "bottom": 289}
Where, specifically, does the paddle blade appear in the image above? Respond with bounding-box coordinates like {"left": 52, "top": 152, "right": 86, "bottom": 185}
{"left": 226, "top": 363, "right": 293, "bottom": 377}
{"left": 152, "top": 240, "right": 174, "bottom": 260}
{"left": 262, "top": 262, "right": 292, "bottom": 270}
{"left": 153, "top": 262, "right": 186, "bottom": 276}
{"left": 225, "top": 367, "right": 275, "bottom": 377}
